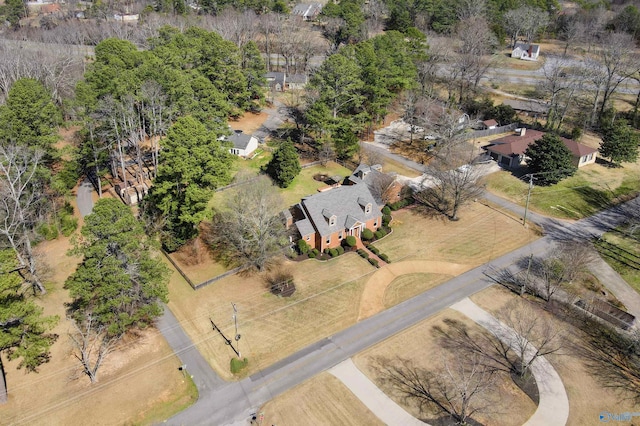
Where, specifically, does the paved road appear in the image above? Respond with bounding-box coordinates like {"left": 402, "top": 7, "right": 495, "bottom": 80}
{"left": 76, "top": 178, "right": 94, "bottom": 217}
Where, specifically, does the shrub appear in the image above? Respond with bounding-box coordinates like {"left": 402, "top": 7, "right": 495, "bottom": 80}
{"left": 362, "top": 228, "right": 374, "bottom": 240}
{"left": 375, "top": 229, "right": 387, "bottom": 239}
{"left": 379, "top": 253, "right": 390, "bottom": 263}
{"left": 368, "top": 258, "right": 379, "bottom": 267}
{"left": 324, "top": 248, "right": 331, "bottom": 254}
{"left": 297, "top": 239, "right": 310, "bottom": 254}
{"left": 308, "top": 251, "right": 316, "bottom": 258}
{"left": 382, "top": 214, "right": 392, "bottom": 226}
{"left": 329, "top": 248, "right": 339, "bottom": 257}
{"left": 382, "top": 206, "right": 391, "bottom": 215}
{"left": 345, "top": 235, "right": 357, "bottom": 247}
{"left": 357, "top": 249, "right": 369, "bottom": 259}
{"left": 336, "top": 246, "right": 344, "bottom": 255}
{"left": 60, "top": 213, "right": 78, "bottom": 237}
{"left": 389, "top": 198, "right": 413, "bottom": 211}
{"left": 264, "top": 268, "right": 296, "bottom": 297}
{"left": 230, "top": 357, "right": 248, "bottom": 374}
{"left": 312, "top": 248, "right": 319, "bottom": 256}
{"left": 369, "top": 246, "right": 380, "bottom": 255}
{"left": 37, "top": 223, "right": 58, "bottom": 240}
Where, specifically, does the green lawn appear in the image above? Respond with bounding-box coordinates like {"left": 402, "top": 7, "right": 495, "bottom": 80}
{"left": 595, "top": 230, "right": 640, "bottom": 295}
{"left": 233, "top": 149, "right": 272, "bottom": 175}
{"left": 485, "top": 163, "right": 640, "bottom": 219}
{"left": 278, "top": 162, "right": 353, "bottom": 206}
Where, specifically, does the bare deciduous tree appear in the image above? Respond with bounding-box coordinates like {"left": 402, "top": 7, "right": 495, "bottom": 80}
{"left": 0, "top": 145, "right": 47, "bottom": 294}
{"left": 436, "top": 301, "right": 564, "bottom": 378}
{"left": 414, "top": 151, "right": 485, "bottom": 221}
{"left": 376, "top": 354, "right": 497, "bottom": 424}
{"left": 452, "top": 17, "right": 496, "bottom": 102}
{"left": 68, "top": 316, "right": 120, "bottom": 383}
{"left": 496, "top": 299, "right": 564, "bottom": 377}
{"left": 205, "top": 175, "right": 287, "bottom": 271}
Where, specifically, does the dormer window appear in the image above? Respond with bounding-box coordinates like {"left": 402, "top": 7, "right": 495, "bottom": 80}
{"left": 329, "top": 215, "right": 337, "bottom": 226}
{"left": 365, "top": 203, "right": 372, "bottom": 214}
{"left": 323, "top": 208, "right": 337, "bottom": 227}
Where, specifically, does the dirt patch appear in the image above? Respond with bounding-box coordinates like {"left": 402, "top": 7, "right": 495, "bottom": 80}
{"left": 259, "top": 373, "right": 384, "bottom": 426}
{"left": 229, "top": 111, "right": 269, "bottom": 134}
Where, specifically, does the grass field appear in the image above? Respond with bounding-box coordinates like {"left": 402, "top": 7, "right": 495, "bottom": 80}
{"left": 169, "top": 201, "right": 537, "bottom": 380}
{"left": 471, "top": 285, "right": 640, "bottom": 426}
{"left": 485, "top": 159, "right": 640, "bottom": 219}
{"left": 166, "top": 254, "right": 377, "bottom": 380}
{"left": 372, "top": 203, "right": 537, "bottom": 264}
{"left": 382, "top": 272, "right": 452, "bottom": 308}
{"left": 259, "top": 373, "right": 384, "bottom": 426}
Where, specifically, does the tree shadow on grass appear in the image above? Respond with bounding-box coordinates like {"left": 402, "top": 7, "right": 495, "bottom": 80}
{"left": 571, "top": 186, "right": 613, "bottom": 216}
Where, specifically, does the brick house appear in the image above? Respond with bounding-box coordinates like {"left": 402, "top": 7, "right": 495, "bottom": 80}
{"left": 485, "top": 128, "right": 598, "bottom": 169}
{"left": 291, "top": 183, "right": 383, "bottom": 251}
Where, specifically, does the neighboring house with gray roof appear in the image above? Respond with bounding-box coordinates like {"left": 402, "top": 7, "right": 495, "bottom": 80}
{"left": 291, "top": 3, "right": 322, "bottom": 21}
{"left": 265, "top": 72, "right": 286, "bottom": 92}
{"left": 226, "top": 130, "right": 258, "bottom": 157}
{"left": 348, "top": 163, "right": 405, "bottom": 205}
{"left": 287, "top": 74, "right": 308, "bottom": 90}
{"left": 511, "top": 43, "right": 540, "bottom": 61}
{"left": 292, "top": 183, "right": 383, "bottom": 251}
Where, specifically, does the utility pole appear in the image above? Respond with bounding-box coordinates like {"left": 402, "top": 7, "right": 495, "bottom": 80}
{"left": 231, "top": 303, "right": 241, "bottom": 358}
{"left": 523, "top": 173, "right": 534, "bottom": 226}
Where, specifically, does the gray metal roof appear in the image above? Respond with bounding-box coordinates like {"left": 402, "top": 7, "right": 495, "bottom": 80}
{"left": 300, "top": 183, "right": 381, "bottom": 237}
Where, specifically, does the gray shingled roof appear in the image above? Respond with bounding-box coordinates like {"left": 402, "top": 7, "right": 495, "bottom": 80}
{"left": 300, "top": 183, "right": 381, "bottom": 237}
{"left": 227, "top": 131, "right": 254, "bottom": 150}
{"left": 295, "top": 218, "right": 315, "bottom": 237}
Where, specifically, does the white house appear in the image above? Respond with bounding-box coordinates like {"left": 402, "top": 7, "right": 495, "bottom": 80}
{"left": 511, "top": 43, "right": 540, "bottom": 61}
{"left": 227, "top": 130, "right": 259, "bottom": 157}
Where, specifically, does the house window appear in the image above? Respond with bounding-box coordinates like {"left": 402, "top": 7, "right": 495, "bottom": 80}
{"left": 365, "top": 203, "right": 372, "bottom": 214}
{"left": 326, "top": 236, "right": 331, "bottom": 244}
{"left": 374, "top": 220, "right": 378, "bottom": 227}
{"left": 587, "top": 153, "right": 593, "bottom": 161}
{"left": 338, "top": 231, "right": 343, "bottom": 240}
{"left": 329, "top": 215, "right": 336, "bottom": 226}
{"left": 306, "top": 235, "right": 310, "bottom": 241}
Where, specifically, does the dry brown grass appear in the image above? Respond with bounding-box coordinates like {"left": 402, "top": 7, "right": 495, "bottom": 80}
{"left": 373, "top": 203, "right": 537, "bottom": 265}
{"left": 0, "top": 232, "right": 195, "bottom": 425}
{"left": 258, "top": 372, "right": 384, "bottom": 426}
{"left": 169, "top": 202, "right": 538, "bottom": 379}
{"left": 470, "top": 285, "right": 640, "bottom": 426}
{"left": 352, "top": 309, "right": 536, "bottom": 425}
{"left": 382, "top": 272, "right": 452, "bottom": 308}
{"left": 166, "top": 254, "right": 377, "bottom": 380}
{"left": 228, "top": 111, "right": 269, "bottom": 134}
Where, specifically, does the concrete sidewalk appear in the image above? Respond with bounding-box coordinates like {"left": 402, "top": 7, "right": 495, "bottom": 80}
{"left": 451, "top": 298, "right": 569, "bottom": 426}
{"left": 329, "top": 359, "right": 426, "bottom": 426}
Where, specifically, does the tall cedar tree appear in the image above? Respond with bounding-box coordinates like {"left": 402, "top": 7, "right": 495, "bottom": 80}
{"left": 524, "top": 133, "right": 577, "bottom": 185}
{"left": 600, "top": 119, "right": 639, "bottom": 166}
{"left": 0, "top": 250, "right": 57, "bottom": 404}
{"left": 65, "top": 199, "right": 169, "bottom": 337}
{"left": 265, "top": 139, "right": 301, "bottom": 188}
{"left": 0, "top": 78, "right": 61, "bottom": 157}
{"left": 144, "top": 116, "right": 234, "bottom": 251}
